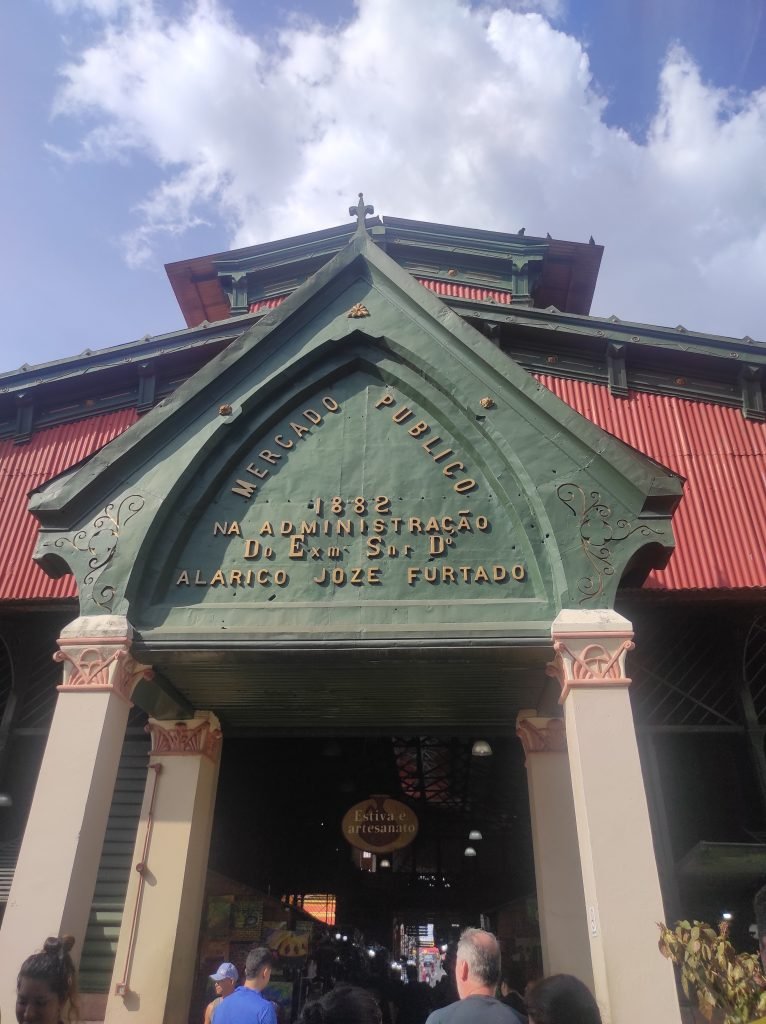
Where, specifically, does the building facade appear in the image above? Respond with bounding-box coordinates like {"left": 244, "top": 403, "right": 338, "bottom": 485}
{"left": 0, "top": 204, "right": 765, "bottom": 1023}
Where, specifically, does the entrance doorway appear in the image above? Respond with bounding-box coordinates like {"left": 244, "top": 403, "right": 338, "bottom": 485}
{"left": 193, "top": 734, "right": 540, "bottom": 1021}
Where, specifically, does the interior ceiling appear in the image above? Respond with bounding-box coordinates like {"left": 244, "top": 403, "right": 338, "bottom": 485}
{"left": 210, "top": 734, "right": 535, "bottom": 916}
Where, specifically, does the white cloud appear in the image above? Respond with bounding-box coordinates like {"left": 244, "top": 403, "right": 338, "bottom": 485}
{"left": 48, "top": 0, "right": 766, "bottom": 341}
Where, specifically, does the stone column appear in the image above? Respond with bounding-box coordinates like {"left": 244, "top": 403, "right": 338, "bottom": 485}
{"left": 516, "top": 710, "right": 593, "bottom": 987}
{"left": 105, "top": 712, "right": 222, "bottom": 1024}
{"left": 548, "top": 609, "right": 681, "bottom": 1024}
{"left": 0, "top": 616, "right": 153, "bottom": 1024}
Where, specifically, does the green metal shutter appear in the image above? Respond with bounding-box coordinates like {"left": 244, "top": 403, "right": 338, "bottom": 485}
{"left": 79, "top": 735, "right": 149, "bottom": 994}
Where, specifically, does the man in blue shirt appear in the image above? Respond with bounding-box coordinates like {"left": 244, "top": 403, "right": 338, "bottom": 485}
{"left": 215, "top": 947, "right": 278, "bottom": 1024}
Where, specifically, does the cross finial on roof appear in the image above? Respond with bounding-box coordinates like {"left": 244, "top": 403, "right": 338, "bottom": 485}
{"left": 349, "top": 192, "right": 374, "bottom": 234}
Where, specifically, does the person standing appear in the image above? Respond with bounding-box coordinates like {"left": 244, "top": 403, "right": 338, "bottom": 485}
{"left": 215, "top": 948, "right": 277, "bottom": 1024}
{"left": 205, "top": 962, "right": 240, "bottom": 1023}
{"left": 15, "top": 935, "right": 80, "bottom": 1024}
{"left": 424, "top": 929, "right": 524, "bottom": 1024}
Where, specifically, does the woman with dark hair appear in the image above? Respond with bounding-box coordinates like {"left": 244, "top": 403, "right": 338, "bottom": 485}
{"left": 526, "top": 975, "right": 601, "bottom": 1024}
{"left": 299, "top": 985, "right": 383, "bottom": 1024}
{"left": 16, "top": 935, "right": 80, "bottom": 1024}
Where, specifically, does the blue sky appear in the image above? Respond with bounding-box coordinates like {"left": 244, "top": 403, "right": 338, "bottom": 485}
{"left": 1, "top": 0, "right": 765, "bottom": 373}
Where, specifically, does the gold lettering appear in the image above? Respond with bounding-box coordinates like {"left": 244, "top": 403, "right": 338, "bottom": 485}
{"left": 194, "top": 570, "right": 207, "bottom": 586}
{"left": 442, "top": 566, "right": 456, "bottom": 582}
{"left": 476, "top": 516, "right": 489, "bottom": 531}
{"left": 431, "top": 447, "right": 454, "bottom": 463}
{"left": 327, "top": 546, "right": 342, "bottom": 559}
{"left": 289, "top": 536, "right": 306, "bottom": 560}
{"left": 232, "top": 479, "right": 257, "bottom": 499}
{"left": 351, "top": 567, "right": 364, "bottom": 585}
{"left": 337, "top": 520, "right": 353, "bottom": 536}
{"left": 176, "top": 570, "right": 190, "bottom": 585}
{"left": 424, "top": 566, "right": 437, "bottom": 583}
{"left": 210, "top": 570, "right": 226, "bottom": 586}
{"left": 408, "top": 518, "right": 423, "bottom": 534}
{"left": 303, "top": 408, "right": 323, "bottom": 425}
{"left": 230, "top": 570, "right": 243, "bottom": 585}
{"left": 442, "top": 460, "right": 465, "bottom": 478}
{"left": 368, "top": 567, "right": 382, "bottom": 585}
{"left": 374, "top": 495, "right": 391, "bottom": 514}
{"left": 367, "top": 537, "right": 383, "bottom": 559}
{"left": 375, "top": 394, "right": 395, "bottom": 408}
{"left": 259, "top": 449, "right": 282, "bottom": 465}
{"left": 274, "top": 569, "right": 288, "bottom": 586}
{"left": 441, "top": 516, "right": 455, "bottom": 534}
{"left": 244, "top": 539, "right": 261, "bottom": 559}
{"left": 455, "top": 478, "right": 478, "bottom": 494}
{"left": 280, "top": 521, "right": 294, "bottom": 535}
{"left": 390, "top": 517, "right": 402, "bottom": 533}
{"left": 425, "top": 517, "right": 440, "bottom": 533}
{"left": 407, "top": 567, "right": 420, "bottom": 585}
{"left": 422, "top": 436, "right": 441, "bottom": 453}
{"left": 322, "top": 396, "right": 341, "bottom": 412}
{"left": 274, "top": 434, "right": 294, "bottom": 449}
{"left": 213, "top": 522, "right": 227, "bottom": 536}
{"left": 429, "top": 536, "right": 446, "bottom": 556}
{"left": 257, "top": 569, "right": 269, "bottom": 585}
{"left": 512, "top": 564, "right": 526, "bottom": 581}
{"left": 299, "top": 520, "right": 318, "bottom": 535}
{"left": 457, "top": 516, "right": 472, "bottom": 533}
{"left": 475, "top": 566, "right": 489, "bottom": 583}
{"left": 332, "top": 567, "right": 345, "bottom": 585}
{"left": 314, "top": 568, "right": 328, "bottom": 584}
{"left": 459, "top": 566, "right": 472, "bottom": 582}
{"left": 245, "top": 462, "right": 269, "bottom": 479}
{"left": 290, "top": 420, "right": 310, "bottom": 438}
{"left": 373, "top": 519, "right": 386, "bottom": 534}
{"left": 408, "top": 420, "right": 429, "bottom": 438}
{"left": 392, "top": 406, "right": 413, "bottom": 424}
{"left": 493, "top": 565, "right": 508, "bottom": 582}
{"left": 260, "top": 521, "right": 274, "bottom": 536}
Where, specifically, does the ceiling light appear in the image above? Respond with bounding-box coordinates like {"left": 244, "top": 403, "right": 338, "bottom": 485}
{"left": 722, "top": 912, "right": 733, "bottom": 921}
{"left": 468, "top": 830, "right": 483, "bottom": 841}
{"left": 471, "top": 740, "right": 493, "bottom": 757}
{"left": 464, "top": 846, "right": 477, "bottom": 858}
{"left": 0, "top": 793, "right": 12, "bottom": 808}
{"left": 379, "top": 858, "right": 391, "bottom": 869}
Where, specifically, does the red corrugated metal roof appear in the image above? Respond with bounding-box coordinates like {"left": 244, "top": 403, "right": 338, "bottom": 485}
{"left": 249, "top": 279, "right": 512, "bottom": 314}
{"left": 0, "top": 410, "right": 139, "bottom": 602}
{"left": 1, "top": 372, "right": 764, "bottom": 603}
{"left": 537, "top": 375, "right": 766, "bottom": 591}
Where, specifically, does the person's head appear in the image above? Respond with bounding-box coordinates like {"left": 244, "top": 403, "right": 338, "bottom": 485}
{"left": 245, "top": 947, "right": 276, "bottom": 989}
{"left": 754, "top": 883, "right": 766, "bottom": 971}
{"left": 299, "top": 985, "right": 382, "bottom": 1024}
{"left": 455, "top": 927, "right": 501, "bottom": 999}
{"left": 210, "top": 961, "right": 239, "bottom": 998}
{"left": 16, "top": 935, "right": 79, "bottom": 1024}
{"left": 526, "top": 974, "right": 602, "bottom": 1024}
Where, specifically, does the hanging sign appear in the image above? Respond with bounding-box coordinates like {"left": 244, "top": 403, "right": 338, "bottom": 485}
{"left": 341, "top": 794, "right": 419, "bottom": 853}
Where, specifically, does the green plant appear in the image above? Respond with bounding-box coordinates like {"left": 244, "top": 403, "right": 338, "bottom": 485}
{"left": 658, "top": 920, "right": 766, "bottom": 1023}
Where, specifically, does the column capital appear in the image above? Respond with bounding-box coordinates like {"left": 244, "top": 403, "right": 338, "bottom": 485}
{"left": 146, "top": 712, "right": 222, "bottom": 763}
{"left": 547, "top": 609, "right": 634, "bottom": 703}
{"left": 54, "top": 616, "right": 153, "bottom": 704}
{"left": 516, "top": 710, "right": 567, "bottom": 756}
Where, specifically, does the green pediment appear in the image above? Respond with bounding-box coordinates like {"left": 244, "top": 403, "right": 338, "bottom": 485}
{"left": 31, "top": 231, "right": 682, "bottom": 645}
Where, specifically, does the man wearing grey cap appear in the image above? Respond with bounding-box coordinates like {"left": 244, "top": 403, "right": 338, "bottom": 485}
{"left": 205, "top": 961, "right": 239, "bottom": 1023}
{"left": 215, "top": 948, "right": 278, "bottom": 1024}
